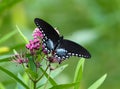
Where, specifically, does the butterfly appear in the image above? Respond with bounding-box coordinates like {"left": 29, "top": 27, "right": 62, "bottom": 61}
{"left": 34, "top": 18, "right": 91, "bottom": 63}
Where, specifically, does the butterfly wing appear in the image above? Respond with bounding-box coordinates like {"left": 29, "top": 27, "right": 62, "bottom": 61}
{"left": 58, "top": 39, "right": 91, "bottom": 59}
{"left": 34, "top": 18, "right": 60, "bottom": 43}
{"left": 34, "top": 18, "right": 60, "bottom": 51}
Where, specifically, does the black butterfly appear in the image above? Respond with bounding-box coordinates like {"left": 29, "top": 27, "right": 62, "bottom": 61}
{"left": 34, "top": 18, "right": 91, "bottom": 62}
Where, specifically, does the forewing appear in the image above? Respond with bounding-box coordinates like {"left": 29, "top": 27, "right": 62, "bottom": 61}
{"left": 60, "top": 39, "right": 91, "bottom": 59}
{"left": 34, "top": 18, "right": 60, "bottom": 43}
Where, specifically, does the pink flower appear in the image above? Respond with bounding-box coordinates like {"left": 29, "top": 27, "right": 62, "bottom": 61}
{"left": 32, "top": 28, "right": 43, "bottom": 39}
{"left": 12, "top": 54, "right": 28, "bottom": 64}
{"left": 26, "top": 28, "right": 44, "bottom": 54}
{"left": 26, "top": 39, "right": 40, "bottom": 54}
{"left": 47, "top": 56, "right": 62, "bottom": 64}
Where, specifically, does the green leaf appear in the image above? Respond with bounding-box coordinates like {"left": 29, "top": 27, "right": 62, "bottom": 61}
{"left": 0, "top": 83, "right": 5, "bottom": 89}
{"left": 0, "top": 30, "right": 17, "bottom": 43}
{"left": 73, "top": 58, "right": 85, "bottom": 89}
{"left": 28, "top": 56, "right": 36, "bottom": 73}
{"left": 17, "top": 73, "right": 26, "bottom": 89}
{"left": 49, "top": 82, "right": 80, "bottom": 89}
{"left": 26, "top": 56, "right": 38, "bottom": 79}
{"left": 39, "top": 67, "right": 57, "bottom": 86}
{"left": 0, "top": 58, "right": 10, "bottom": 63}
{"left": 25, "top": 69, "right": 38, "bottom": 79}
{"left": 88, "top": 74, "right": 107, "bottom": 89}
{"left": 16, "top": 25, "right": 29, "bottom": 44}
{"left": 0, "top": 55, "right": 11, "bottom": 63}
{"left": 0, "top": 54, "right": 12, "bottom": 63}
{"left": 0, "top": 66, "right": 29, "bottom": 89}
{"left": 37, "top": 64, "right": 68, "bottom": 88}
{"left": 13, "top": 49, "right": 18, "bottom": 54}
{"left": 50, "top": 64, "right": 68, "bottom": 78}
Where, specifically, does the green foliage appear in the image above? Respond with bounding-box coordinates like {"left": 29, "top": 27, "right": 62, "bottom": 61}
{"left": 0, "top": 55, "right": 11, "bottom": 62}
{"left": 39, "top": 67, "right": 57, "bottom": 86}
{"left": 49, "top": 82, "right": 80, "bottom": 89}
{"left": 0, "top": 30, "right": 17, "bottom": 43}
{"left": 88, "top": 74, "right": 107, "bottom": 89}
{"left": 17, "top": 73, "right": 26, "bottom": 89}
{"left": 27, "top": 56, "right": 37, "bottom": 73}
{"left": 73, "top": 58, "right": 84, "bottom": 89}
{"left": 16, "top": 25, "right": 29, "bottom": 44}
{"left": 0, "top": 83, "right": 5, "bottom": 89}
{"left": 0, "top": 66, "right": 29, "bottom": 89}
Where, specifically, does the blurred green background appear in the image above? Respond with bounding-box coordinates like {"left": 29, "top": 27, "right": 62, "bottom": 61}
{"left": 0, "top": 0, "right": 119, "bottom": 89}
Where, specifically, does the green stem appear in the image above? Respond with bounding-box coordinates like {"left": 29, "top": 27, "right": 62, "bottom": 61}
{"left": 36, "top": 63, "right": 50, "bottom": 82}
{"left": 44, "top": 69, "right": 51, "bottom": 89}
{"left": 27, "top": 63, "right": 50, "bottom": 89}
{"left": 33, "top": 81, "right": 37, "bottom": 89}
{"left": 26, "top": 71, "right": 36, "bottom": 89}
{"left": 29, "top": 76, "right": 37, "bottom": 89}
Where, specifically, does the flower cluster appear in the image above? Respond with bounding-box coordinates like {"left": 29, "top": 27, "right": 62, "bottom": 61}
{"left": 32, "top": 28, "right": 43, "bottom": 39}
{"left": 12, "top": 53, "right": 28, "bottom": 64}
{"left": 26, "top": 39, "right": 40, "bottom": 54}
{"left": 12, "top": 28, "right": 61, "bottom": 66}
{"left": 26, "top": 28, "right": 43, "bottom": 54}
{"left": 12, "top": 28, "right": 44, "bottom": 65}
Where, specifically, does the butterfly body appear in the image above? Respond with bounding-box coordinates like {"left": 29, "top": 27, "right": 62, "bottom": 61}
{"left": 34, "top": 18, "right": 91, "bottom": 63}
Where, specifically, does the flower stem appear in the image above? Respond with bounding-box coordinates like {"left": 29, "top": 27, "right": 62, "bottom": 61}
{"left": 44, "top": 69, "right": 51, "bottom": 89}
{"left": 28, "top": 63, "right": 50, "bottom": 89}
{"left": 36, "top": 63, "right": 50, "bottom": 82}
{"left": 33, "top": 81, "right": 37, "bottom": 89}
